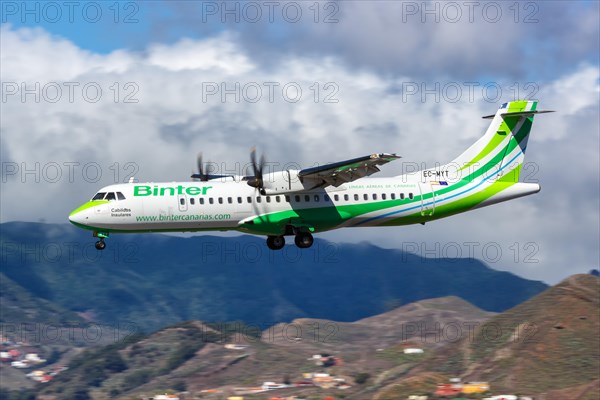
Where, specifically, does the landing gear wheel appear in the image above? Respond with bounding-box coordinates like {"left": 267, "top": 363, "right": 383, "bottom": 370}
{"left": 294, "top": 232, "right": 314, "bottom": 249}
{"left": 266, "top": 235, "right": 285, "bottom": 250}
{"left": 95, "top": 239, "right": 106, "bottom": 251}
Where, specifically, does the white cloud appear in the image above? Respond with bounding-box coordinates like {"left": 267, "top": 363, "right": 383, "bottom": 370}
{"left": 1, "top": 25, "right": 598, "bottom": 284}
{"left": 147, "top": 33, "right": 254, "bottom": 74}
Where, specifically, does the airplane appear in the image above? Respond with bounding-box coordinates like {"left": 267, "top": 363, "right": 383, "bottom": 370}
{"left": 68, "top": 100, "right": 552, "bottom": 251}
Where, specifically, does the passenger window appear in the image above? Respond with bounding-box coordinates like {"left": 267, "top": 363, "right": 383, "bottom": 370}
{"left": 391, "top": 193, "right": 396, "bottom": 200}
{"left": 400, "top": 193, "right": 405, "bottom": 200}
{"left": 247, "top": 196, "right": 252, "bottom": 203}
{"left": 304, "top": 195, "right": 310, "bottom": 202}
{"left": 295, "top": 195, "right": 301, "bottom": 202}
{"left": 334, "top": 194, "right": 339, "bottom": 201}
{"left": 285, "top": 195, "right": 290, "bottom": 202}
{"left": 257, "top": 196, "right": 262, "bottom": 203}
{"left": 266, "top": 196, "right": 271, "bottom": 203}
{"left": 180, "top": 198, "right": 185, "bottom": 205}
{"left": 276, "top": 196, "right": 281, "bottom": 203}
{"left": 344, "top": 194, "right": 349, "bottom": 201}
{"left": 382, "top": 193, "right": 386, "bottom": 200}
{"left": 200, "top": 198, "right": 205, "bottom": 205}
{"left": 314, "top": 195, "right": 319, "bottom": 202}
{"left": 363, "top": 193, "right": 368, "bottom": 200}
{"left": 237, "top": 197, "right": 242, "bottom": 204}
{"left": 117, "top": 192, "right": 125, "bottom": 200}
{"left": 92, "top": 192, "right": 106, "bottom": 201}
{"left": 354, "top": 194, "right": 359, "bottom": 201}
{"left": 372, "top": 194, "right": 378, "bottom": 200}
{"left": 324, "top": 194, "right": 330, "bottom": 202}
{"left": 190, "top": 198, "right": 195, "bottom": 205}
{"left": 105, "top": 192, "right": 116, "bottom": 201}
{"left": 409, "top": 193, "right": 414, "bottom": 199}
{"left": 209, "top": 198, "right": 214, "bottom": 204}
{"left": 228, "top": 197, "right": 233, "bottom": 204}
{"left": 218, "top": 197, "right": 223, "bottom": 204}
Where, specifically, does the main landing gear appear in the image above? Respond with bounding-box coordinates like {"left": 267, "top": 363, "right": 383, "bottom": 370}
{"left": 266, "top": 232, "right": 314, "bottom": 250}
{"left": 294, "top": 232, "right": 314, "bottom": 249}
{"left": 267, "top": 235, "right": 285, "bottom": 250}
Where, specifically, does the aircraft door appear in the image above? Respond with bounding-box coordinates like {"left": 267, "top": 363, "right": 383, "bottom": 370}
{"left": 234, "top": 194, "right": 252, "bottom": 219}
{"left": 418, "top": 182, "right": 436, "bottom": 216}
{"left": 177, "top": 194, "right": 188, "bottom": 212}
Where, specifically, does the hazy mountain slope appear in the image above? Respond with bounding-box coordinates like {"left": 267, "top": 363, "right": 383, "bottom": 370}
{"left": 0, "top": 273, "right": 83, "bottom": 325}
{"left": 1, "top": 222, "right": 548, "bottom": 332}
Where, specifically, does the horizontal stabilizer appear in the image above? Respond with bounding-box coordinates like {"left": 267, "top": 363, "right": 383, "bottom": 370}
{"left": 482, "top": 110, "right": 555, "bottom": 119}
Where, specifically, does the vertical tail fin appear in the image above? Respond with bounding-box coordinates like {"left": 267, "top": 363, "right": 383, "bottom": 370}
{"left": 450, "top": 100, "right": 552, "bottom": 182}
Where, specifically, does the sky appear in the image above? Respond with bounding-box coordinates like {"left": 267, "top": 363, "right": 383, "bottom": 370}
{"left": 1, "top": 1, "right": 599, "bottom": 284}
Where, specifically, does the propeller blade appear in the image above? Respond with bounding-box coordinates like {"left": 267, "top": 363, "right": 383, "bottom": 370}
{"left": 247, "top": 147, "right": 265, "bottom": 190}
{"left": 198, "top": 153, "right": 206, "bottom": 181}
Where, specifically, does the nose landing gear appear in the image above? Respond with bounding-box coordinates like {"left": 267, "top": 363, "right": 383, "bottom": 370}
{"left": 93, "top": 232, "right": 109, "bottom": 251}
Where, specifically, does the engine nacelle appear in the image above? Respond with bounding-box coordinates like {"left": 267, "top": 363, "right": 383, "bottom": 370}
{"left": 261, "top": 169, "right": 320, "bottom": 194}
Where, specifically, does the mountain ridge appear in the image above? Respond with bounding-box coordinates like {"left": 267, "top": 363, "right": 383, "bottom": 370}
{"left": 1, "top": 221, "right": 548, "bottom": 332}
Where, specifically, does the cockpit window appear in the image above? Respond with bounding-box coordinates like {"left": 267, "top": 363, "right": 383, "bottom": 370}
{"left": 117, "top": 192, "right": 125, "bottom": 200}
{"left": 105, "top": 192, "right": 116, "bottom": 201}
{"left": 92, "top": 192, "right": 106, "bottom": 201}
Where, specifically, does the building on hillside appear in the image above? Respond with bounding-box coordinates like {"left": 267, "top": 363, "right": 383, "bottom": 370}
{"left": 312, "top": 374, "right": 336, "bottom": 389}
{"left": 11, "top": 360, "right": 29, "bottom": 368}
{"left": 25, "top": 353, "right": 46, "bottom": 363}
{"left": 152, "top": 394, "right": 179, "bottom": 400}
{"left": 224, "top": 344, "right": 249, "bottom": 350}
{"left": 261, "top": 382, "right": 288, "bottom": 390}
{"left": 462, "top": 381, "right": 490, "bottom": 394}
{"left": 403, "top": 348, "right": 424, "bottom": 354}
{"left": 435, "top": 383, "right": 461, "bottom": 397}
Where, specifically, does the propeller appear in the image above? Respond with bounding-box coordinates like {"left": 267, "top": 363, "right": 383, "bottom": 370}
{"left": 247, "top": 147, "right": 266, "bottom": 193}
{"left": 191, "top": 153, "right": 216, "bottom": 181}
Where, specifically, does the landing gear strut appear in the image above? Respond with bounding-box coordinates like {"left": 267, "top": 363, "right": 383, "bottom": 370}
{"left": 266, "top": 235, "right": 285, "bottom": 250}
{"left": 294, "top": 232, "right": 314, "bottom": 249}
{"left": 93, "top": 232, "right": 109, "bottom": 251}
{"left": 95, "top": 239, "right": 106, "bottom": 250}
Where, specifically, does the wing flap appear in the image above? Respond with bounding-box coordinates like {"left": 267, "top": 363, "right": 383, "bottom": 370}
{"left": 298, "top": 153, "right": 400, "bottom": 187}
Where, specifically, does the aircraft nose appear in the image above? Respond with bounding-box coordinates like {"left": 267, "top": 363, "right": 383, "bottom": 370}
{"left": 69, "top": 203, "right": 91, "bottom": 225}
{"left": 68, "top": 210, "right": 82, "bottom": 224}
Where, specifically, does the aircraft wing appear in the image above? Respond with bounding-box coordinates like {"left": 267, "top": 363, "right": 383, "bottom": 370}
{"left": 298, "top": 153, "right": 400, "bottom": 187}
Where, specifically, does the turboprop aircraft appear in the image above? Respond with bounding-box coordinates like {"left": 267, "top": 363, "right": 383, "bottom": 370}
{"left": 69, "top": 100, "right": 552, "bottom": 250}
